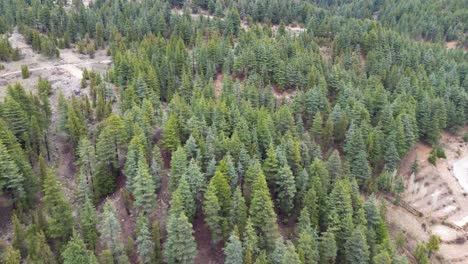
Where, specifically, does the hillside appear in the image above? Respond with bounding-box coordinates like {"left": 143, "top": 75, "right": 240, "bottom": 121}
{"left": 0, "top": 0, "right": 467, "bottom": 264}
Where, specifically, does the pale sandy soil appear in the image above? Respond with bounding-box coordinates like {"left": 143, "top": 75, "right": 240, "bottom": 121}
{"left": 214, "top": 73, "right": 223, "bottom": 99}
{"left": 1, "top": 29, "right": 111, "bottom": 121}
{"left": 453, "top": 154, "right": 468, "bottom": 193}
{"left": 387, "top": 128, "right": 468, "bottom": 263}
{"left": 446, "top": 41, "right": 458, "bottom": 49}
{"left": 172, "top": 8, "right": 306, "bottom": 35}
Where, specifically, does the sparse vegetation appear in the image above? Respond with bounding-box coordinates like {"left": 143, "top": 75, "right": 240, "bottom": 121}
{"left": 20, "top": 64, "right": 29, "bottom": 78}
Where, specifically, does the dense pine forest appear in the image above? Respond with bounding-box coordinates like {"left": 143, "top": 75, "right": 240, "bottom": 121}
{"left": 0, "top": 0, "right": 467, "bottom": 263}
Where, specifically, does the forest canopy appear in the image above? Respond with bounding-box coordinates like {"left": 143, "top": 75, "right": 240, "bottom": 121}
{"left": 0, "top": 0, "right": 466, "bottom": 263}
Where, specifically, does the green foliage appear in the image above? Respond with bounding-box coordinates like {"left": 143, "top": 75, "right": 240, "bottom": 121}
{"left": 62, "top": 231, "right": 98, "bottom": 264}
{"left": 164, "top": 213, "right": 197, "bottom": 264}
{"left": 169, "top": 146, "right": 187, "bottom": 193}
{"left": 345, "top": 227, "right": 370, "bottom": 264}
{"left": 319, "top": 232, "right": 337, "bottom": 264}
{"left": 101, "top": 201, "right": 125, "bottom": 260}
{"left": 224, "top": 231, "right": 243, "bottom": 264}
{"left": 133, "top": 159, "right": 156, "bottom": 214}
{"left": 43, "top": 171, "right": 74, "bottom": 243}
{"left": 21, "top": 65, "right": 29, "bottom": 79}
{"left": 276, "top": 164, "right": 296, "bottom": 216}
{"left": 3, "top": 245, "right": 21, "bottom": 264}
{"left": 152, "top": 220, "right": 163, "bottom": 264}
{"left": 163, "top": 114, "right": 180, "bottom": 152}
{"left": 136, "top": 215, "right": 155, "bottom": 264}
{"left": 249, "top": 172, "right": 279, "bottom": 252}
{"left": 0, "top": 0, "right": 465, "bottom": 262}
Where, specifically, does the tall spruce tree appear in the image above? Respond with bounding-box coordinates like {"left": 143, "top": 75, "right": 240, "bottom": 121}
{"left": 164, "top": 213, "right": 197, "bottom": 264}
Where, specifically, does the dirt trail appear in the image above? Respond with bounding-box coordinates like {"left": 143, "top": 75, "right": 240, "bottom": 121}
{"left": 214, "top": 73, "right": 223, "bottom": 99}
{"left": 0, "top": 59, "right": 111, "bottom": 78}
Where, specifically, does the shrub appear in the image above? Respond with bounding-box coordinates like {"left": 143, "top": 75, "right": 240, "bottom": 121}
{"left": 463, "top": 132, "right": 468, "bottom": 142}
{"left": 21, "top": 65, "right": 29, "bottom": 79}
{"left": 11, "top": 48, "right": 20, "bottom": 61}
{"left": 435, "top": 146, "right": 446, "bottom": 159}
{"left": 428, "top": 151, "right": 437, "bottom": 165}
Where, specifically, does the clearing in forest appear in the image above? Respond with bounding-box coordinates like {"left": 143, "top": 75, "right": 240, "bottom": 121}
{"left": 387, "top": 129, "right": 468, "bottom": 263}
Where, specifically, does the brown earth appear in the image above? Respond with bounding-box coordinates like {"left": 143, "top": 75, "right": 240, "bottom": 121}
{"left": 386, "top": 128, "right": 468, "bottom": 263}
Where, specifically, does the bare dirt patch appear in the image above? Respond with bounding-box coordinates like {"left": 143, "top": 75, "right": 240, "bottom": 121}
{"left": 214, "top": 73, "right": 223, "bottom": 99}
{"left": 319, "top": 46, "right": 332, "bottom": 61}
{"left": 446, "top": 41, "right": 458, "bottom": 49}
{"left": 388, "top": 128, "right": 468, "bottom": 263}
{"left": 1, "top": 29, "right": 110, "bottom": 103}
{"left": 193, "top": 212, "right": 224, "bottom": 264}
{"left": 272, "top": 85, "right": 296, "bottom": 102}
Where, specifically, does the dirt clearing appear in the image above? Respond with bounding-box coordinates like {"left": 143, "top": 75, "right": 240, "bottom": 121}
{"left": 387, "top": 128, "right": 468, "bottom": 263}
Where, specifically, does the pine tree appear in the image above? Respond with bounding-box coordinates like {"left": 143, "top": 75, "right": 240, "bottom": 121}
{"left": 171, "top": 175, "right": 196, "bottom": 220}
{"left": 163, "top": 114, "right": 180, "bottom": 151}
{"left": 3, "top": 245, "right": 21, "bottom": 264}
{"left": 282, "top": 241, "right": 301, "bottom": 264}
{"left": 303, "top": 187, "right": 319, "bottom": 228}
{"left": 345, "top": 227, "right": 370, "bottom": 264}
{"left": 320, "top": 232, "right": 337, "bottom": 264}
{"left": 243, "top": 218, "right": 259, "bottom": 258}
{"left": 210, "top": 169, "right": 232, "bottom": 217}
{"left": 66, "top": 100, "right": 87, "bottom": 147}
{"left": 345, "top": 127, "right": 371, "bottom": 186}
{"left": 224, "top": 231, "right": 243, "bottom": 264}
{"left": 76, "top": 137, "right": 96, "bottom": 185}
{"left": 312, "top": 113, "right": 323, "bottom": 140}
{"left": 327, "top": 179, "right": 354, "bottom": 252}
{"left": 62, "top": 231, "right": 98, "bottom": 264}
{"left": 229, "top": 187, "right": 247, "bottom": 235}
{"left": 270, "top": 238, "right": 286, "bottom": 264}
{"left": 11, "top": 214, "right": 26, "bottom": 256}
{"left": 124, "top": 135, "right": 145, "bottom": 194}
{"left": 276, "top": 164, "right": 296, "bottom": 216}
{"left": 327, "top": 150, "right": 342, "bottom": 184}
{"left": 0, "top": 140, "right": 24, "bottom": 201}
{"left": 25, "top": 230, "right": 56, "bottom": 264}
{"left": 309, "top": 158, "right": 330, "bottom": 194}
{"left": 43, "top": 171, "right": 74, "bottom": 243}
{"left": 95, "top": 115, "right": 126, "bottom": 198}
{"left": 164, "top": 213, "right": 197, "bottom": 264}
{"left": 133, "top": 159, "right": 156, "bottom": 214}
{"left": 204, "top": 180, "right": 224, "bottom": 243}
{"left": 152, "top": 220, "right": 163, "bottom": 264}
{"left": 249, "top": 172, "right": 279, "bottom": 252}
{"left": 184, "top": 158, "right": 205, "bottom": 201}
{"left": 243, "top": 160, "right": 263, "bottom": 204}
{"left": 384, "top": 138, "right": 400, "bottom": 172}
{"left": 373, "top": 251, "right": 392, "bottom": 264}
{"left": 254, "top": 251, "right": 269, "bottom": 264}
{"left": 151, "top": 145, "right": 163, "bottom": 191}
{"left": 169, "top": 146, "right": 187, "bottom": 193}
{"left": 136, "top": 215, "right": 155, "bottom": 264}
{"left": 297, "top": 207, "right": 312, "bottom": 234}
{"left": 80, "top": 195, "right": 97, "bottom": 249}
{"left": 263, "top": 143, "right": 279, "bottom": 186}
{"left": 297, "top": 230, "right": 319, "bottom": 264}
{"left": 101, "top": 201, "right": 124, "bottom": 260}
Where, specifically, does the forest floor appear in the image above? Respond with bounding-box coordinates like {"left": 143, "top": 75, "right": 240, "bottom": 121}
{"left": 387, "top": 127, "right": 468, "bottom": 263}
